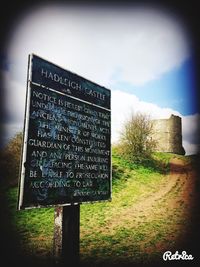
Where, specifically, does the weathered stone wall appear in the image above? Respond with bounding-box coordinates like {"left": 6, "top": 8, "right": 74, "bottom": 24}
{"left": 152, "top": 114, "right": 185, "bottom": 155}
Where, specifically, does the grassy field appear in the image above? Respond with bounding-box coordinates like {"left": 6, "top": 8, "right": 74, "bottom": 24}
{"left": 0, "top": 150, "right": 199, "bottom": 267}
{"left": 80, "top": 150, "right": 196, "bottom": 266}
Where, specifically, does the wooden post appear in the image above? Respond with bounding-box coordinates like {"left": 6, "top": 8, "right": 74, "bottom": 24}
{"left": 54, "top": 204, "right": 80, "bottom": 266}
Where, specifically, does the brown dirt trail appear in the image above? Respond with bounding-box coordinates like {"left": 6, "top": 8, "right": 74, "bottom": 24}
{"left": 104, "top": 157, "right": 199, "bottom": 234}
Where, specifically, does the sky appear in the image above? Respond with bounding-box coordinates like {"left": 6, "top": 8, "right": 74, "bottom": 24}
{"left": 1, "top": 2, "right": 200, "bottom": 155}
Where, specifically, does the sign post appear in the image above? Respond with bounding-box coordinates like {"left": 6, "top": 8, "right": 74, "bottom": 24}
{"left": 18, "top": 54, "right": 111, "bottom": 265}
{"left": 62, "top": 205, "right": 80, "bottom": 266}
{"left": 54, "top": 205, "right": 80, "bottom": 266}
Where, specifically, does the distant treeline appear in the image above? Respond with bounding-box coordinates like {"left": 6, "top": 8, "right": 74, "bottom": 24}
{"left": 0, "top": 132, "right": 22, "bottom": 188}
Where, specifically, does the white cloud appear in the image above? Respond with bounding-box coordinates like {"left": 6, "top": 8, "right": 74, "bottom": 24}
{"left": 6, "top": 4, "right": 190, "bottom": 87}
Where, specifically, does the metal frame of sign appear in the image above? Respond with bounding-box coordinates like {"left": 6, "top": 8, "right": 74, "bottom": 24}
{"left": 18, "top": 55, "right": 33, "bottom": 209}
{"left": 18, "top": 54, "right": 111, "bottom": 210}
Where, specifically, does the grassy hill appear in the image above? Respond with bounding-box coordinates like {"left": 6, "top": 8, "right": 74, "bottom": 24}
{"left": 0, "top": 150, "right": 199, "bottom": 267}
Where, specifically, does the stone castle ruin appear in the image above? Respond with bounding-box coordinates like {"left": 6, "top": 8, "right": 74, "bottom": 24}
{"left": 152, "top": 114, "right": 185, "bottom": 155}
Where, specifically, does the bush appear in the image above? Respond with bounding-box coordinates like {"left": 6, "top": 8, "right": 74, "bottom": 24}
{"left": 118, "top": 112, "right": 156, "bottom": 163}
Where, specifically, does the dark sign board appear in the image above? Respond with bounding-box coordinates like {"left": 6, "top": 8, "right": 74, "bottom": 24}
{"left": 18, "top": 54, "right": 111, "bottom": 209}
{"left": 31, "top": 55, "right": 110, "bottom": 109}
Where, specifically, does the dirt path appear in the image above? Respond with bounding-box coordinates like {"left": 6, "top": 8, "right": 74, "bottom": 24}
{"left": 104, "top": 157, "right": 198, "bottom": 232}
{"left": 80, "top": 156, "right": 200, "bottom": 266}
{"left": 125, "top": 158, "right": 184, "bottom": 218}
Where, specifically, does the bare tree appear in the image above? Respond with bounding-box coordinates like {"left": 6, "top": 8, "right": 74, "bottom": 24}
{"left": 119, "top": 112, "right": 156, "bottom": 162}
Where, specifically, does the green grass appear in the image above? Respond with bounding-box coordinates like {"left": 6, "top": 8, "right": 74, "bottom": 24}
{"left": 1, "top": 150, "right": 194, "bottom": 266}
{"left": 79, "top": 150, "right": 174, "bottom": 265}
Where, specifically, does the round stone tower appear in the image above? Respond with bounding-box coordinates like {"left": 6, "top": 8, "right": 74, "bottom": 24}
{"left": 168, "top": 115, "right": 185, "bottom": 155}
{"left": 152, "top": 114, "right": 185, "bottom": 155}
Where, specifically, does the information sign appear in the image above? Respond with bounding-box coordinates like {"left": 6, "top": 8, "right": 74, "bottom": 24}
{"left": 18, "top": 54, "right": 111, "bottom": 209}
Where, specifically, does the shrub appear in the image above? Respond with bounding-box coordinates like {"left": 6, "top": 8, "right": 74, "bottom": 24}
{"left": 118, "top": 112, "right": 156, "bottom": 163}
